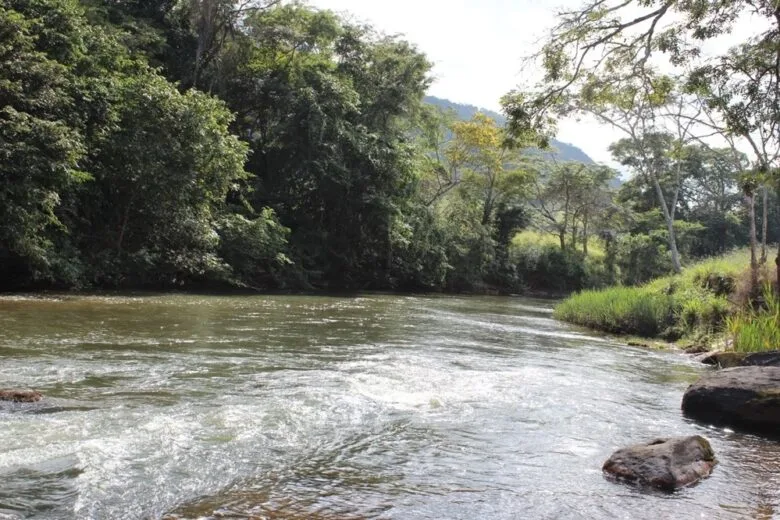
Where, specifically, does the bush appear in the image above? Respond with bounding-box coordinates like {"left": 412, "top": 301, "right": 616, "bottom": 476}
{"left": 615, "top": 234, "right": 671, "bottom": 285}
{"left": 514, "top": 244, "right": 590, "bottom": 293}
{"left": 216, "top": 210, "right": 290, "bottom": 288}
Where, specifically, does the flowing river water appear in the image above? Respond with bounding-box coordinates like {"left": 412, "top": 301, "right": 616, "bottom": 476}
{"left": 1, "top": 294, "right": 779, "bottom": 519}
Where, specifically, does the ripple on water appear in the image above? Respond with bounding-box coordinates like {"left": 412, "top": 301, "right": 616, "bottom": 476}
{"left": 1, "top": 294, "right": 779, "bottom": 519}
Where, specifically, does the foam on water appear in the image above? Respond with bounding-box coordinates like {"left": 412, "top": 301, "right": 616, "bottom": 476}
{"left": 1, "top": 294, "right": 779, "bottom": 519}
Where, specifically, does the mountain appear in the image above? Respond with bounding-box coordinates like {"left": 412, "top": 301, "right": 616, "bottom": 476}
{"left": 424, "top": 96, "right": 595, "bottom": 164}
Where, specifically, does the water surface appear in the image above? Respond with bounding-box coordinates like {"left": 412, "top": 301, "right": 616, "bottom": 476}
{"left": 1, "top": 294, "right": 778, "bottom": 519}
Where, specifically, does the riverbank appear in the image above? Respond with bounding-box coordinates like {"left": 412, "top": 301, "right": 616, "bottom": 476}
{"left": 554, "top": 250, "right": 779, "bottom": 354}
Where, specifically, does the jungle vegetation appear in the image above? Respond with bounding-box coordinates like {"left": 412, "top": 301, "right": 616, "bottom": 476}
{"left": 1, "top": 0, "right": 777, "bottom": 299}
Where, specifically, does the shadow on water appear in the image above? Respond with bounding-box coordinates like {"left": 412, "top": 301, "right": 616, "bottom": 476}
{"left": 0, "top": 458, "right": 82, "bottom": 519}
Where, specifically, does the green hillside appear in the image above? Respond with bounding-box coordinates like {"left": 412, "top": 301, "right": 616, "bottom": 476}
{"left": 424, "top": 96, "right": 595, "bottom": 164}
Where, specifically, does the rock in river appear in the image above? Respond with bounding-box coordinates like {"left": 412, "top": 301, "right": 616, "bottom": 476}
{"left": 0, "top": 389, "right": 43, "bottom": 402}
{"left": 700, "top": 350, "right": 780, "bottom": 368}
{"left": 682, "top": 366, "right": 780, "bottom": 435}
{"left": 602, "top": 436, "right": 716, "bottom": 491}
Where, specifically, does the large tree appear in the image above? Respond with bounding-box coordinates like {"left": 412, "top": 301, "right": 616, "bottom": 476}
{"left": 503, "top": 0, "right": 780, "bottom": 276}
{"left": 200, "top": 4, "right": 433, "bottom": 288}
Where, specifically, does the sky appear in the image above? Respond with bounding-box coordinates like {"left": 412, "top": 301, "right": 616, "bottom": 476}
{"left": 306, "top": 0, "right": 626, "bottom": 165}
{"left": 305, "top": 0, "right": 765, "bottom": 169}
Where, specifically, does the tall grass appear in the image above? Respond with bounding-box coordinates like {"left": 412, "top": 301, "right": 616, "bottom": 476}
{"left": 727, "top": 286, "right": 780, "bottom": 352}
{"left": 554, "top": 251, "right": 746, "bottom": 340}
{"left": 554, "top": 287, "right": 677, "bottom": 337}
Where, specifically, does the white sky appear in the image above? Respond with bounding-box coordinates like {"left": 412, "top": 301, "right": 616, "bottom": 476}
{"left": 306, "top": 0, "right": 625, "bottom": 164}
{"left": 305, "top": 0, "right": 765, "bottom": 168}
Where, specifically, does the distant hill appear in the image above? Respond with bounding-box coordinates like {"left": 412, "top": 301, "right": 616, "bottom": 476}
{"left": 424, "top": 96, "right": 595, "bottom": 164}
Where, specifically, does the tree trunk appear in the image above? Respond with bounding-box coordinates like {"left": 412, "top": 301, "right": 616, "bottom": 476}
{"left": 748, "top": 193, "right": 759, "bottom": 292}
{"left": 776, "top": 245, "right": 780, "bottom": 294}
{"left": 583, "top": 214, "right": 589, "bottom": 256}
{"left": 571, "top": 221, "right": 578, "bottom": 251}
{"left": 481, "top": 189, "right": 494, "bottom": 226}
{"left": 761, "top": 186, "right": 768, "bottom": 264}
{"left": 650, "top": 172, "right": 681, "bottom": 273}
{"left": 559, "top": 231, "right": 566, "bottom": 250}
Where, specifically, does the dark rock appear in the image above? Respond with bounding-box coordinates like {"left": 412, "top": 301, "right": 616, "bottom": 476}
{"left": 0, "top": 389, "right": 43, "bottom": 402}
{"left": 700, "top": 350, "right": 780, "bottom": 368}
{"left": 699, "top": 351, "right": 746, "bottom": 368}
{"left": 684, "top": 344, "right": 710, "bottom": 355}
{"left": 602, "top": 436, "right": 716, "bottom": 491}
{"left": 741, "top": 351, "right": 780, "bottom": 367}
{"left": 682, "top": 366, "right": 780, "bottom": 435}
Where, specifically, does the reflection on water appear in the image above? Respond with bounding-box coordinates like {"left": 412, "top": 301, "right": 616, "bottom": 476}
{"left": 1, "top": 294, "right": 779, "bottom": 519}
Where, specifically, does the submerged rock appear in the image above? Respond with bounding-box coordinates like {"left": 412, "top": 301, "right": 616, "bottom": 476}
{"left": 684, "top": 344, "right": 710, "bottom": 355}
{"left": 741, "top": 351, "right": 780, "bottom": 367}
{"left": 602, "top": 436, "right": 716, "bottom": 491}
{"left": 682, "top": 366, "right": 780, "bottom": 435}
{"left": 0, "top": 389, "right": 43, "bottom": 402}
{"left": 699, "top": 351, "right": 747, "bottom": 368}
{"left": 699, "top": 350, "right": 780, "bottom": 368}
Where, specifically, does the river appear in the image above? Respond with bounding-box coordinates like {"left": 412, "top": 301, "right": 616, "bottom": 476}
{"left": 0, "top": 294, "right": 778, "bottom": 519}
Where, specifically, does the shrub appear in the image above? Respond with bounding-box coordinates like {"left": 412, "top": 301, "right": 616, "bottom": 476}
{"left": 615, "top": 234, "right": 671, "bottom": 285}
{"left": 514, "top": 244, "right": 589, "bottom": 292}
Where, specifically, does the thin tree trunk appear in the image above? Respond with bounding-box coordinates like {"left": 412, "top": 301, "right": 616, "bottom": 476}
{"left": 776, "top": 244, "right": 780, "bottom": 294}
{"left": 559, "top": 231, "right": 566, "bottom": 250}
{"left": 571, "top": 221, "right": 578, "bottom": 251}
{"left": 748, "top": 193, "right": 759, "bottom": 292}
{"left": 583, "top": 214, "right": 589, "bottom": 256}
{"left": 117, "top": 205, "right": 131, "bottom": 252}
{"left": 761, "top": 185, "right": 768, "bottom": 264}
{"left": 650, "top": 172, "right": 681, "bottom": 273}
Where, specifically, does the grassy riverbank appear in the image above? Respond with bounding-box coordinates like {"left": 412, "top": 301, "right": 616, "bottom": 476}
{"left": 554, "top": 251, "right": 780, "bottom": 352}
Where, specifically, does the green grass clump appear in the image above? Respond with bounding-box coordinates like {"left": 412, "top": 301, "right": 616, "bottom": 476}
{"left": 554, "top": 286, "right": 676, "bottom": 337}
{"left": 727, "top": 286, "right": 780, "bottom": 352}
{"left": 554, "top": 251, "right": 746, "bottom": 340}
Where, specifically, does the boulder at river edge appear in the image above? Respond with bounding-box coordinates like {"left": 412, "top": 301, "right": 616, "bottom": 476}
{"left": 0, "top": 389, "right": 43, "bottom": 402}
{"left": 682, "top": 366, "right": 780, "bottom": 435}
{"left": 699, "top": 350, "right": 780, "bottom": 368}
{"left": 602, "top": 436, "right": 716, "bottom": 491}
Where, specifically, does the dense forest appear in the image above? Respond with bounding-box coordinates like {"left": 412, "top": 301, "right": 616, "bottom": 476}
{"left": 1, "top": 0, "right": 776, "bottom": 295}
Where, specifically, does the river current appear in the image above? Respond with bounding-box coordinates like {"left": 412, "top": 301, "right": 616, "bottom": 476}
{"left": 0, "top": 294, "right": 779, "bottom": 519}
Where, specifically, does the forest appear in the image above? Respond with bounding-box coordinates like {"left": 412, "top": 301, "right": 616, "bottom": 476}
{"left": 1, "top": 0, "right": 777, "bottom": 298}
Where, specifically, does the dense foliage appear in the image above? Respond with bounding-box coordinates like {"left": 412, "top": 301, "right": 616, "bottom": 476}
{"left": 0, "top": 0, "right": 775, "bottom": 295}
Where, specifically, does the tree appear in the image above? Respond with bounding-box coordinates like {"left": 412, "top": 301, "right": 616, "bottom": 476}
{"left": 687, "top": 40, "right": 780, "bottom": 286}
{"left": 528, "top": 160, "right": 616, "bottom": 251}
{"left": 0, "top": 4, "right": 81, "bottom": 280}
{"left": 445, "top": 114, "right": 530, "bottom": 226}
{"left": 682, "top": 145, "right": 744, "bottom": 254}
{"left": 503, "top": 0, "right": 780, "bottom": 282}
{"left": 77, "top": 74, "right": 251, "bottom": 286}
{"left": 200, "top": 4, "right": 432, "bottom": 288}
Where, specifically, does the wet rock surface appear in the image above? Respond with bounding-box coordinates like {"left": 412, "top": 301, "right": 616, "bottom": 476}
{"left": 0, "top": 389, "right": 43, "bottom": 402}
{"left": 699, "top": 350, "right": 780, "bottom": 368}
{"left": 602, "top": 436, "right": 716, "bottom": 491}
{"left": 682, "top": 366, "right": 780, "bottom": 435}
